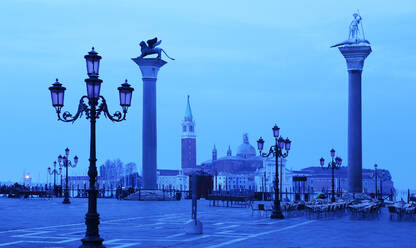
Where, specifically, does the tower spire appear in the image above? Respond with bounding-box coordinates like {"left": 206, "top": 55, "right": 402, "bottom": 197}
{"left": 185, "top": 95, "right": 193, "bottom": 121}
{"left": 212, "top": 144, "right": 217, "bottom": 161}
{"left": 227, "top": 145, "right": 232, "bottom": 156}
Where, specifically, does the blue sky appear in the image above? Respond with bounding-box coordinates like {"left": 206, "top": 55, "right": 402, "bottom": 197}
{"left": 0, "top": 0, "right": 415, "bottom": 189}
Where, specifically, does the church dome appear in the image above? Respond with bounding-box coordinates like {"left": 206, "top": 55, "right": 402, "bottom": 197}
{"left": 236, "top": 133, "right": 256, "bottom": 158}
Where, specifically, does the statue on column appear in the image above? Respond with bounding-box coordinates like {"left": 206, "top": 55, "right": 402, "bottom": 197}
{"left": 349, "top": 13, "right": 362, "bottom": 41}
{"left": 139, "top": 37, "right": 175, "bottom": 60}
{"left": 331, "top": 13, "right": 370, "bottom": 48}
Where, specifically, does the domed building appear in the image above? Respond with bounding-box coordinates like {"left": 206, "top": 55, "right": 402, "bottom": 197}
{"left": 236, "top": 134, "right": 257, "bottom": 158}
{"left": 196, "top": 134, "right": 264, "bottom": 190}
{"left": 200, "top": 133, "right": 263, "bottom": 174}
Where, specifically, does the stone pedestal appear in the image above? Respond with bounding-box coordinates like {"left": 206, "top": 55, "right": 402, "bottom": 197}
{"left": 132, "top": 57, "right": 167, "bottom": 189}
{"left": 338, "top": 45, "right": 371, "bottom": 193}
{"left": 184, "top": 219, "right": 203, "bottom": 234}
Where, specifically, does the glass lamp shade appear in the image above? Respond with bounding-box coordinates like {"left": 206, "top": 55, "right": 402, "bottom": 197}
{"left": 48, "top": 167, "right": 51, "bottom": 173}
{"left": 74, "top": 155, "right": 78, "bottom": 164}
{"left": 339, "top": 158, "right": 343, "bottom": 166}
{"left": 330, "top": 149, "right": 335, "bottom": 158}
{"left": 49, "top": 79, "right": 66, "bottom": 108}
{"left": 65, "top": 147, "right": 70, "bottom": 156}
{"left": 284, "top": 138, "right": 291, "bottom": 150}
{"left": 85, "top": 78, "right": 103, "bottom": 100}
{"left": 374, "top": 164, "right": 378, "bottom": 169}
{"left": 58, "top": 155, "right": 62, "bottom": 164}
{"left": 257, "top": 137, "right": 265, "bottom": 151}
{"left": 84, "top": 47, "right": 101, "bottom": 76}
{"left": 320, "top": 158, "right": 325, "bottom": 166}
{"left": 272, "top": 124, "right": 280, "bottom": 138}
{"left": 118, "top": 79, "right": 134, "bottom": 111}
{"left": 278, "top": 137, "right": 285, "bottom": 149}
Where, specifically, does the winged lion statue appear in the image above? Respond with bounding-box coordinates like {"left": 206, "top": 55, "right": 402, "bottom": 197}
{"left": 139, "top": 37, "right": 175, "bottom": 60}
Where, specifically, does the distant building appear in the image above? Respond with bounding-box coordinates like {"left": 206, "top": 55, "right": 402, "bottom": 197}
{"left": 200, "top": 134, "right": 263, "bottom": 175}
{"left": 216, "top": 172, "right": 256, "bottom": 191}
{"left": 289, "top": 166, "right": 395, "bottom": 195}
{"left": 69, "top": 176, "right": 103, "bottom": 189}
{"left": 199, "top": 133, "right": 264, "bottom": 191}
{"left": 254, "top": 157, "right": 291, "bottom": 192}
{"left": 157, "top": 169, "right": 189, "bottom": 190}
{"left": 182, "top": 95, "right": 197, "bottom": 171}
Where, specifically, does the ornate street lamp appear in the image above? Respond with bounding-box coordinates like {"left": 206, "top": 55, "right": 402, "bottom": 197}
{"left": 257, "top": 124, "right": 291, "bottom": 219}
{"left": 57, "top": 148, "right": 78, "bottom": 204}
{"left": 373, "top": 164, "right": 378, "bottom": 199}
{"left": 320, "top": 149, "right": 342, "bottom": 203}
{"left": 48, "top": 47, "right": 134, "bottom": 248}
{"left": 48, "top": 161, "right": 62, "bottom": 196}
{"left": 371, "top": 164, "right": 389, "bottom": 200}
{"left": 379, "top": 170, "right": 389, "bottom": 200}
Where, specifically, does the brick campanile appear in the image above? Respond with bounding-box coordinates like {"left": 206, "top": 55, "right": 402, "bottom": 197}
{"left": 181, "top": 95, "right": 196, "bottom": 170}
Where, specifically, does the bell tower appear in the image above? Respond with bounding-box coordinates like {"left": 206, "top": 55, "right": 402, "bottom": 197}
{"left": 181, "top": 95, "right": 196, "bottom": 169}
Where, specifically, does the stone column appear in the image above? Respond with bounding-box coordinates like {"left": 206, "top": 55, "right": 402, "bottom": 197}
{"left": 338, "top": 45, "right": 371, "bottom": 193}
{"left": 132, "top": 57, "right": 167, "bottom": 189}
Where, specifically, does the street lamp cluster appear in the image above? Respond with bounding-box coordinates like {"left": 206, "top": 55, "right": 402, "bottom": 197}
{"left": 49, "top": 47, "right": 134, "bottom": 248}
{"left": 372, "top": 164, "right": 388, "bottom": 200}
{"left": 57, "top": 148, "right": 78, "bottom": 204}
{"left": 320, "top": 149, "right": 342, "bottom": 202}
{"left": 48, "top": 161, "right": 62, "bottom": 196}
{"left": 256, "top": 124, "right": 291, "bottom": 219}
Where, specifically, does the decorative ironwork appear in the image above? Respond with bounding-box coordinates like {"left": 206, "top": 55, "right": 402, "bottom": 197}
{"left": 257, "top": 125, "right": 291, "bottom": 219}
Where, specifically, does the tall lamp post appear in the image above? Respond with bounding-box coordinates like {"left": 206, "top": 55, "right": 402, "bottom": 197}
{"left": 379, "top": 170, "right": 389, "bottom": 200}
{"left": 373, "top": 164, "right": 378, "bottom": 199}
{"left": 257, "top": 124, "right": 291, "bottom": 219}
{"left": 58, "top": 148, "right": 78, "bottom": 204}
{"left": 48, "top": 47, "right": 134, "bottom": 248}
{"left": 320, "top": 149, "right": 342, "bottom": 203}
{"left": 371, "top": 164, "right": 389, "bottom": 200}
{"left": 48, "top": 161, "right": 62, "bottom": 196}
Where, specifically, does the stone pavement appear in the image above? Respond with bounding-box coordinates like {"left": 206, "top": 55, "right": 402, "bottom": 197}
{"left": 0, "top": 198, "right": 414, "bottom": 247}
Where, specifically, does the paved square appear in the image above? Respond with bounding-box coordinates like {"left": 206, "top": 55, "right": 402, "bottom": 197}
{"left": 0, "top": 198, "right": 414, "bottom": 247}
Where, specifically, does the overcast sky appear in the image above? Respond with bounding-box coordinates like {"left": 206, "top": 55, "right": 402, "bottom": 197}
{"left": 0, "top": 0, "right": 415, "bottom": 190}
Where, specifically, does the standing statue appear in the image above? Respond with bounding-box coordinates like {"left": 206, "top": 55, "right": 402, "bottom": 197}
{"left": 139, "top": 37, "right": 175, "bottom": 60}
{"left": 331, "top": 13, "right": 370, "bottom": 48}
{"left": 349, "top": 13, "right": 361, "bottom": 40}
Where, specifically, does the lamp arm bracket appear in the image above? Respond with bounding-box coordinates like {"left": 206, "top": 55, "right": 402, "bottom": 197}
{"left": 98, "top": 96, "right": 126, "bottom": 122}
{"left": 260, "top": 147, "right": 274, "bottom": 158}
{"left": 57, "top": 96, "right": 89, "bottom": 123}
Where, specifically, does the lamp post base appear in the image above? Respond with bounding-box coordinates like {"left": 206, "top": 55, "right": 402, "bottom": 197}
{"left": 184, "top": 219, "right": 203, "bottom": 234}
{"left": 63, "top": 198, "right": 71, "bottom": 204}
{"left": 270, "top": 210, "right": 284, "bottom": 219}
{"left": 79, "top": 236, "right": 105, "bottom": 248}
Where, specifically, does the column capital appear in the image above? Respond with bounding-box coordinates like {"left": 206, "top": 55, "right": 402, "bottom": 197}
{"left": 339, "top": 46, "right": 372, "bottom": 71}
{"left": 131, "top": 57, "right": 167, "bottom": 79}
